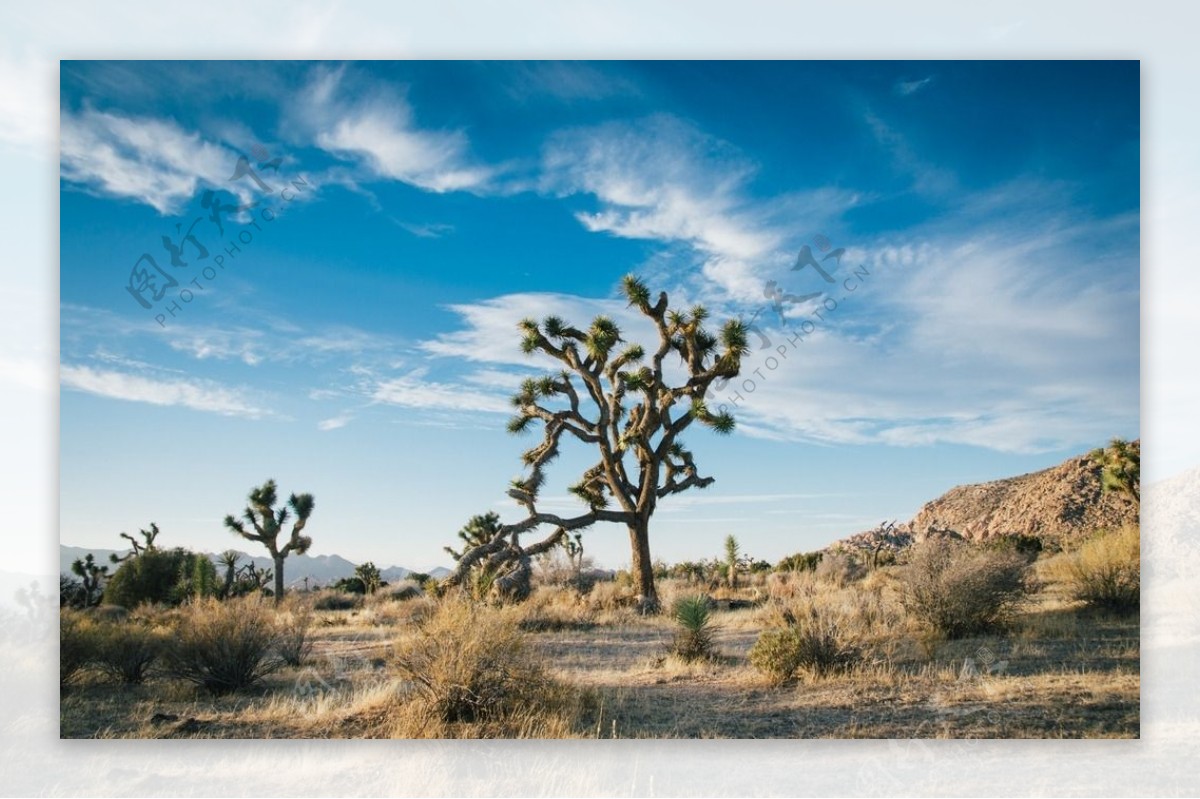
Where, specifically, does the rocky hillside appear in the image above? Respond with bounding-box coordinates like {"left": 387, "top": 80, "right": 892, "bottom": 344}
{"left": 834, "top": 444, "right": 1139, "bottom": 554}
{"left": 906, "top": 449, "right": 1138, "bottom": 545}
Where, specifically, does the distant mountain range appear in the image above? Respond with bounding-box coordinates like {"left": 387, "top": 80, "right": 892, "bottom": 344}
{"left": 59, "top": 545, "right": 450, "bottom": 588}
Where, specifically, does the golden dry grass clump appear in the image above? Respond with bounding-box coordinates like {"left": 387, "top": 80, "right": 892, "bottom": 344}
{"left": 162, "top": 595, "right": 284, "bottom": 694}
{"left": 386, "top": 598, "right": 589, "bottom": 738}
{"left": 1056, "top": 525, "right": 1140, "bottom": 611}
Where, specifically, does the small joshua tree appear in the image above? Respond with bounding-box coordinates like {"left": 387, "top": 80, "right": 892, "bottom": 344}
{"left": 355, "top": 562, "right": 382, "bottom": 595}
{"left": 1090, "top": 438, "right": 1140, "bottom": 505}
{"left": 70, "top": 553, "right": 108, "bottom": 607}
{"left": 223, "top": 479, "right": 315, "bottom": 604}
{"left": 724, "top": 534, "right": 741, "bottom": 591}
{"left": 110, "top": 522, "right": 161, "bottom": 564}
{"left": 217, "top": 550, "right": 241, "bottom": 599}
{"left": 563, "top": 532, "right": 586, "bottom": 587}
{"left": 443, "top": 275, "right": 747, "bottom": 612}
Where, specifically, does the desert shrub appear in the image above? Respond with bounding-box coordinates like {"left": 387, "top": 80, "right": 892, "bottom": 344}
{"left": 379, "top": 582, "right": 423, "bottom": 602}
{"left": 777, "top": 550, "right": 824, "bottom": 573}
{"left": 900, "top": 538, "right": 1029, "bottom": 638}
{"left": 60, "top": 575, "right": 88, "bottom": 609}
{"left": 102, "top": 547, "right": 218, "bottom": 608}
{"left": 517, "top": 586, "right": 596, "bottom": 632}
{"left": 163, "top": 596, "right": 282, "bottom": 693}
{"left": 92, "top": 622, "right": 163, "bottom": 684}
{"left": 985, "top": 534, "right": 1044, "bottom": 561}
{"left": 1062, "top": 526, "right": 1139, "bottom": 611}
{"left": 393, "top": 599, "right": 558, "bottom": 725}
{"left": 274, "top": 599, "right": 314, "bottom": 666}
{"left": 749, "top": 606, "right": 862, "bottom": 683}
{"left": 670, "top": 595, "right": 716, "bottom": 662}
{"left": 749, "top": 627, "right": 805, "bottom": 683}
{"left": 815, "top": 551, "right": 865, "bottom": 586}
{"left": 331, "top": 576, "right": 367, "bottom": 595}
{"left": 584, "top": 580, "right": 635, "bottom": 612}
{"left": 60, "top": 610, "right": 96, "bottom": 685}
{"left": 312, "top": 590, "right": 363, "bottom": 611}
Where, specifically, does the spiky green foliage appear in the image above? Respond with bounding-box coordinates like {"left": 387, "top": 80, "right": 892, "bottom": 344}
{"left": 354, "top": 561, "right": 382, "bottom": 595}
{"left": 223, "top": 479, "right": 316, "bottom": 604}
{"left": 671, "top": 595, "right": 717, "bottom": 662}
{"left": 70, "top": 554, "right": 108, "bottom": 608}
{"left": 724, "top": 534, "right": 741, "bottom": 589}
{"left": 1090, "top": 438, "right": 1140, "bottom": 504}
{"left": 217, "top": 550, "right": 241, "bottom": 599}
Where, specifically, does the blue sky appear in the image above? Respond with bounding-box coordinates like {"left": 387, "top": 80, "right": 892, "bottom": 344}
{"left": 58, "top": 60, "right": 1139, "bottom": 571}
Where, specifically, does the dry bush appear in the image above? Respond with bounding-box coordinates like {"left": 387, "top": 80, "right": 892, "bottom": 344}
{"left": 765, "top": 570, "right": 810, "bottom": 602}
{"left": 274, "top": 598, "right": 314, "bottom": 667}
{"left": 163, "top": 596, "right": 282, "bottom": 694}
{"left": 749, "top": 605, "right": 862, "bottom": 683}
{"left": 517, "top": 586, "right": 596, "bottom": 632}
{"left": 900, "top": 538, "right": 1029, "bottom": 638}
{"left": 369, "top": 595, "right": 437, "bottom": 627}
{"left": 1060, "top": 526, "right": 1140, "bottom": 611}
{"left": 815, "top": 551, "right": 866, "bottom": 586}
{"left": 583, "top": 580, "right": 636, "bottom": 612}
{"left": 60, "top": 609, "right": 96, "bottom": 686}
{"left": 378, "top": 581, "right": 423, "bottom": 602}
{"left": 312, "top": 590, "right": 363, "bottom": 612}
{"left": 391, "top": 599, "right": 584, "bottom": 736}
{"left": 92, "top": 621, "right": 164, "bottom": 684}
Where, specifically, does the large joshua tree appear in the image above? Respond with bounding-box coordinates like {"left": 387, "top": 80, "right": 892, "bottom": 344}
{"left": 223, "top": 479, "right": 315, "bottom": 603}
{"left": 443, "top": 275, "right": 748, "bottom": 612}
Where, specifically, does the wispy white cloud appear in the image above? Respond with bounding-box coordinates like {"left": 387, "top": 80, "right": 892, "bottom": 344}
{"left": 295, "top": 65, "right": 492, "bottom": 193}
{"left": 391, "top": 219, "right": 455, "bottom": 238}
{"left": 422, "top": 291, "right": 659, "bottom": 368}
{"left": 704, "top": 212, "right": 1138, "bottom": 453}
{"left": 166, "top": 330, "right": 264, "bottom": 366}
{"left": 317, "top": 414, "right": 352, "bottom": 431}
{"left": 60, "top": 364, "right": 268, "bottom": 418}
{"left": 863, "top": 109, "right": 956, "bottom": 196}
{"left": 371, "top": 370, "right": 510, "bottom": 414}
{"left": 422, "top": 203, "right": 1137, "bottom": 455}
{"left": 895, "top": 76, "right": 934, "bottom": 96}
{"left": 462, "top": 368, "right": 537, "bottom": 390}
{"left": 541, "top": 115, "right": 862, "bottom": 303}
{"left": 60, "top": 107, "right": 244, "bottom": 214}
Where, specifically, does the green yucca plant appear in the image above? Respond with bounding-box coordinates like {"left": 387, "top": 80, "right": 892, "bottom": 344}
{"left": 671, "top": 594, "right": 716, "bottom": 662}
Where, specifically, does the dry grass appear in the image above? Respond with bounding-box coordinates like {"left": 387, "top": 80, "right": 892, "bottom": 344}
{"left": 1053, "top": 525, "right": 1140, "bottom": 611}
{"left": 61, "top": 559, "right": 1138, "bottom": 739}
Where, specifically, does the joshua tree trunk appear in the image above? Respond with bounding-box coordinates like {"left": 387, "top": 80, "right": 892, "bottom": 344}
{"left": 273, "top": 553, "right": 286, "bottom": 602}
{"left": 628, "top": 519, "right": 658, "bottom": 613}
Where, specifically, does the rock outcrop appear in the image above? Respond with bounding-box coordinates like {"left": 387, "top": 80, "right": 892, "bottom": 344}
{"left": 905, "top": 451, "right": 1138, "bottom": 545}
{"left": 833, "top": 444, "right": 1139, "bottom": 554}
